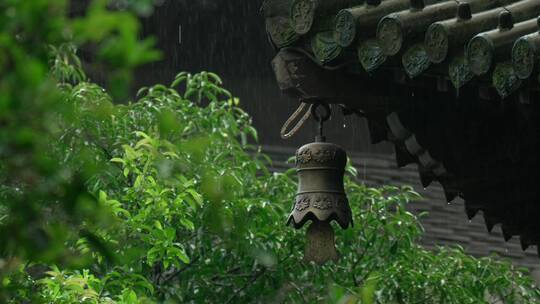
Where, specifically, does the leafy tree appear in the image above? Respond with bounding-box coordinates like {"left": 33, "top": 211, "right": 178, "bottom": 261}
{"left": 0, "top": 0, "right": 159, "bottom": 270}
{"left": 1, "top": 1, "right": 540, "bottom": 303}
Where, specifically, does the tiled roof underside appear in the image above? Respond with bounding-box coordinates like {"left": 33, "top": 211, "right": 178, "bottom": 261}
{"left": 264, "top": 0, "right": 540, "bottom": 98}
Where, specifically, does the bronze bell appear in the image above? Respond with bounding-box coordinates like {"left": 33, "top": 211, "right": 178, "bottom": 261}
{"left": 287, "top": 135, "right": 352, "bottom": 264}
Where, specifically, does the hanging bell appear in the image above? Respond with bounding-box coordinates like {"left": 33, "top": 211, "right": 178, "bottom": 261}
{"left": 286, "top": 104, "right": 352, "bottom": 264}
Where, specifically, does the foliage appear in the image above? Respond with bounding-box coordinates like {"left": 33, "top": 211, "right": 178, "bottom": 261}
{"left": 0, "top": 0, "right": 160, "bottom": 273}
{"left": 2, "top": 61, "right": 538, "bottom": 302}
{"left": 1, "top": 1, "right": 540, "bottom": 304}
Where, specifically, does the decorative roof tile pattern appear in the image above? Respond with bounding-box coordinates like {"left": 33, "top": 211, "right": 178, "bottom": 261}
{"left": 264, "top": 0, "right": 540, "bottom": 94}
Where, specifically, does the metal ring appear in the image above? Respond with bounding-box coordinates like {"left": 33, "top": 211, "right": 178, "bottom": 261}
{"left": 280, "top": 103, "right": 312, "bottom": 139}
{"left": 310, "top": 103, "right": 331, "bottom": 122}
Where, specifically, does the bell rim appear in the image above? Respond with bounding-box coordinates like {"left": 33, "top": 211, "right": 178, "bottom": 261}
{"left": 287, "top": 208, "right": 353, "bottom": 230}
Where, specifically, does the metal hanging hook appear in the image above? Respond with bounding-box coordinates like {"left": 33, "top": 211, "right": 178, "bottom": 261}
{"left": 280, "top": 101, "right": 331, "bottom": 140}
{"left": 310, "top": 103, "right": 331, "bottom": 141}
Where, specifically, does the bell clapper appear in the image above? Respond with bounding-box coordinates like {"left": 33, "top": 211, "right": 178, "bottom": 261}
{"left": 305, "top": 220, "right": 339, "bottom": 264}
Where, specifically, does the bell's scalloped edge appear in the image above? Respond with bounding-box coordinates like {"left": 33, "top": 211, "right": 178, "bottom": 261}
{"left": 286, "top": 204, "right": 353, "bottom": 230}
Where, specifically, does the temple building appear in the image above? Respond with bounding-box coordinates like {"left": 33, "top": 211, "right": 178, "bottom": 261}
{"left": 265, "top": 0, "right": 540, "bottom": 263}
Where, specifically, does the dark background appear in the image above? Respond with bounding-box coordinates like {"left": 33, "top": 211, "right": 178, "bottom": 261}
{"left": 133, "top": 0, "right": 392, "bottom": 154}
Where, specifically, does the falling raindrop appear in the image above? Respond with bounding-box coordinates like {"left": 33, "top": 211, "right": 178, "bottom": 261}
{"left": 363, "top": 164, "right": 366, "bottom": 181}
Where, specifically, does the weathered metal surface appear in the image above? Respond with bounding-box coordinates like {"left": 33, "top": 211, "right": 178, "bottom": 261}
{"left": 287, "top": 140, "right": 352, "bottom": 229}
{"left": 304, "top": 221, "right": 339, "bottom": 264}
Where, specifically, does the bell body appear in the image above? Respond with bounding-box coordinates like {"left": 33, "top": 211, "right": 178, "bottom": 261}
{"left": 287, "top": 140, "right": 352, "bottom": 229}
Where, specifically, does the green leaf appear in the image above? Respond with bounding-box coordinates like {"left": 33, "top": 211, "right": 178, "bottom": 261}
{"left": 180, "top": 218, "right": 195, "bottom": 231}
{"left": 174, "top": 247, "right": 190, "bottom": 264}
{"left": 110, "top": 157, "right": 125, "bottom": 164}
{"left": 119, "top": 289, "right": 138, "bottom": 304}
{"left": 186, "top": 189, "right": 203, "bottom": 205}
{"left": 133, "top": 175, "right": 143, "bottom": 188}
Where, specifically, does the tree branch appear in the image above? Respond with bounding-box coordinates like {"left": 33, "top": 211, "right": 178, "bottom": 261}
{"left": 225, "top": 267, "right": 266, "bottom": 304}
{"left": 160, "top": 255, "right": 201, "bottom": 285}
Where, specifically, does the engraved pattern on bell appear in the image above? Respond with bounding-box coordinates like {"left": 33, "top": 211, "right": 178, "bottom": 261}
{"left": 312, "top": 148, "right": 336, "bottom": 163}
{"left": 312, "top": 195, "right": 333, "bottom": 210}
{"left": 295, "top": 144, "right": 342, "bottom": 165}
{"left": 295, "top": 196, "right": 310, "bottom": 211}
{"left": 296, "top": 149, "right": 312, "bottom": 164}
